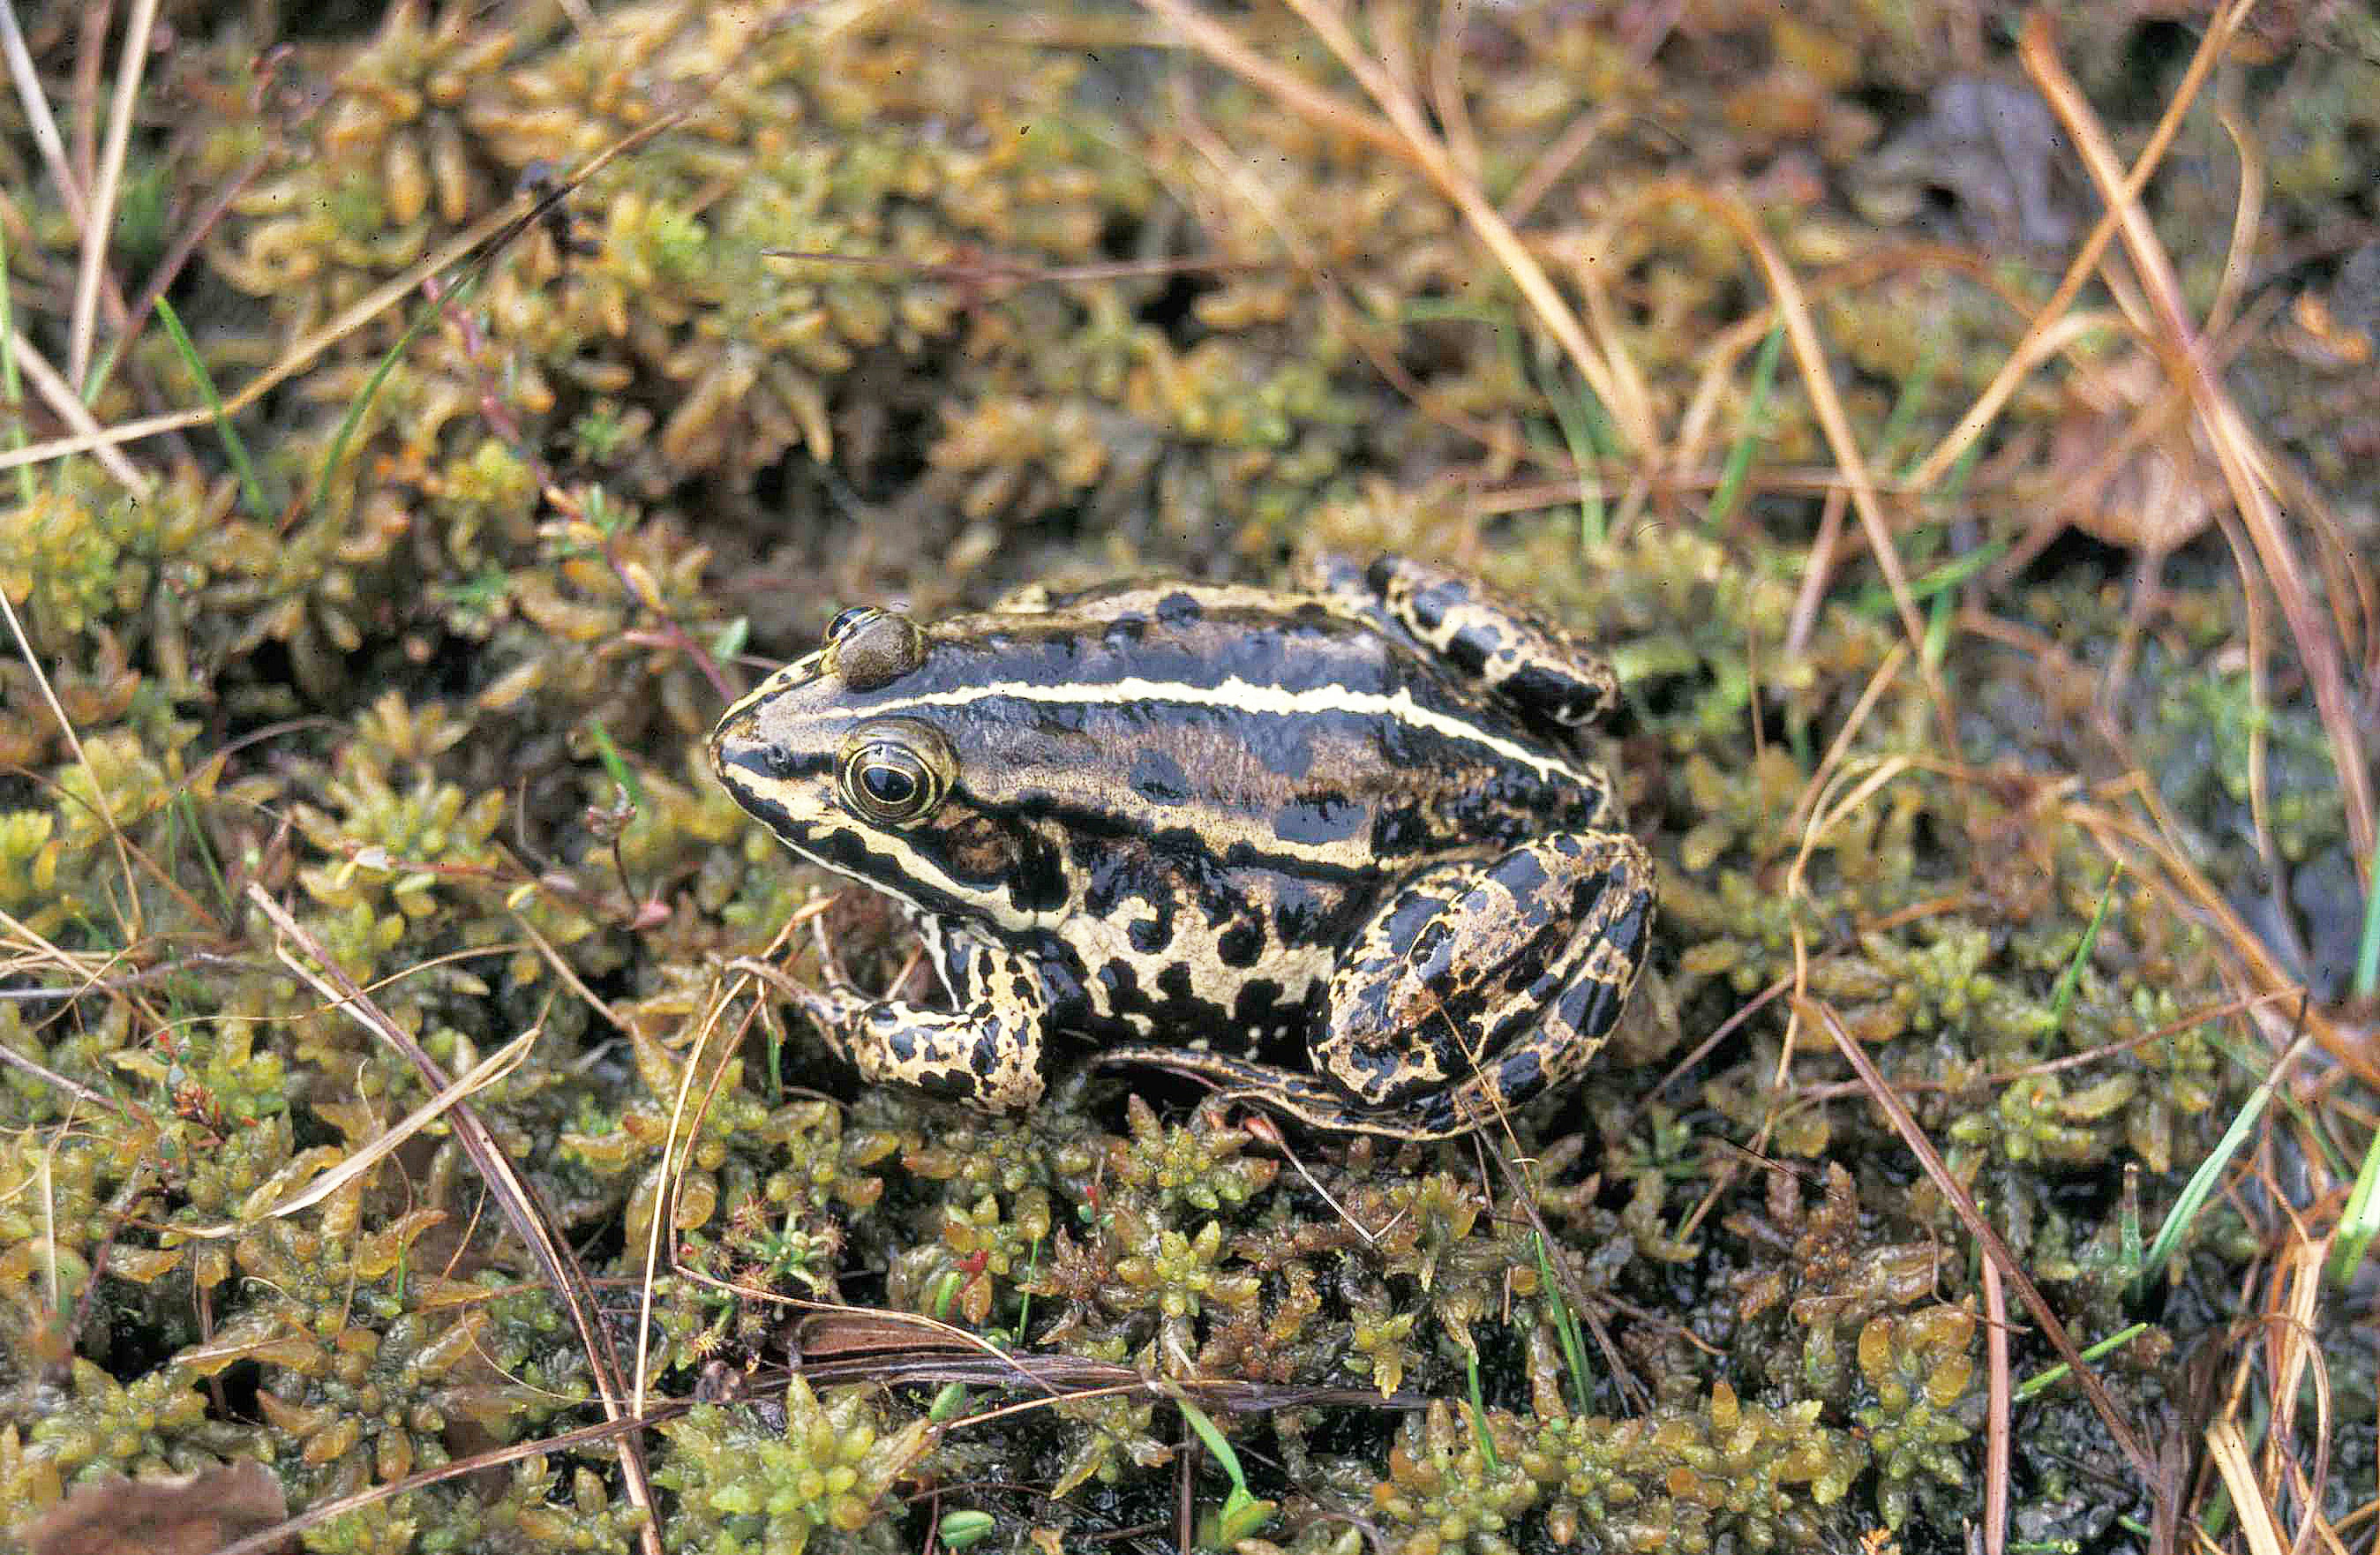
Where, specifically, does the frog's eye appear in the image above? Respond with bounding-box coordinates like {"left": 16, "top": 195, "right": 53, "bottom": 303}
{"left": 835, "top": 718, "right": 953, "bottom": 825}
{"left": 822, "top": 607, "right": 924, "bottom": 692}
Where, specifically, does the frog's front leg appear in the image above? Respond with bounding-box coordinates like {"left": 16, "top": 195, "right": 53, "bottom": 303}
{"left": 1316, "top": 830, "right": 1653, "bottom": 1130}
{"left": 789, "top": 919, "right": 1050, "bottom": 1109}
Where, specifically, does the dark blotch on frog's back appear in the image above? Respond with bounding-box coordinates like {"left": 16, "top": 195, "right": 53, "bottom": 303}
{"left": 1273, "top": 793, "right": 1364, "bottom": 845}
{"left": 1229, "top": 976, "right": 1295, "bottom": 1036}
{"left": 1245, "top": 717, "right": 1317, "bottom": 781}
{"left": 1130, "top": 747, "right": 1191, "bottom": 806}
{"left": 1217, "top": 919, "right": 1265, "bottom": 966}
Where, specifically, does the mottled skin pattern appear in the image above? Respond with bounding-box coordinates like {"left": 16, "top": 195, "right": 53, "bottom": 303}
{"left": 709, "top": 554, "right": 1655, "bottom": 1139}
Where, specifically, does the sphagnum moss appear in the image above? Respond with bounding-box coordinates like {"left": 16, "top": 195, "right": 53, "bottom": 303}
{"left": 655, "top": 1374, "right": 928, "bottom": 1555}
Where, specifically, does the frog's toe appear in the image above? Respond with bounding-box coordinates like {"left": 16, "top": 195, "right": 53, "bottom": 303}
{"left": 1365, "top": 554, "right": 1618, "bottom": 728}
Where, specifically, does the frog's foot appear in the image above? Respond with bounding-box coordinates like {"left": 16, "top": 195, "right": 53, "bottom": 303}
{"left": 1315, "top": 830, "right": 1654, "bottom": 1121}
{"left": 1308, "top": 552, "right": 1617, "bottom": 732}
{"left": 1089, "top": 1044, "right": 1485, "bottom": 1142}
{"left": 785, "top": 920, "right": 1051, "bottom": 1109}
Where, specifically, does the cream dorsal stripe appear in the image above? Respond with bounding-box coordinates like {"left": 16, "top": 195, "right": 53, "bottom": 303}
{"left": 841, "top": 674, "right": 1602, "bottom": 793}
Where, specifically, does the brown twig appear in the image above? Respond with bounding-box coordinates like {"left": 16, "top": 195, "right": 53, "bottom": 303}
{"left": 1800, "top": 995, "right": 2159, "bottom": 1485}
{"left": 246, "top": 883, "right": 667, "bottom": 1555}
{"left": 2018, "top": 11, "right": 2376, "bottom": 881}
{"left": 1981, "top": 1256, "right": 2009, "bottom": 1555}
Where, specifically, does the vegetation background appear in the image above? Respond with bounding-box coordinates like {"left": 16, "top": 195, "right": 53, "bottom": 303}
{"left": 0, "top": 2, "right": 2373, "bottom": 1552}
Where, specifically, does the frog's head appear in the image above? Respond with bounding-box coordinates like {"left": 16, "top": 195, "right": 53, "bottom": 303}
{"left": 709, "top": 607, "right": 1056, "bottom": 932}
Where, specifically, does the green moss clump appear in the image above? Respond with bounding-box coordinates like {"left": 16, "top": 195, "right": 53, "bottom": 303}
{"left": 655, "top": 1375, "right": 929, "bottom": 1555}
{"left": 0, "top": 1356, "right": 256, "bottom": 1511}
{"left": 1856, "top": 1306, "right": 1978, "bottom": 1529}
{"left": 1370, "top": 1400, "right": 1541, "bottom": 1555}
{"left": 1520, "top": 1382, "right": 1866, "bottom": 1554}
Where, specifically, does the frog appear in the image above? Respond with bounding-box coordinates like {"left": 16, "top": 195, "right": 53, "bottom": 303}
{"left": 708, "top": 553, "right": 1655, "bottom": 1140}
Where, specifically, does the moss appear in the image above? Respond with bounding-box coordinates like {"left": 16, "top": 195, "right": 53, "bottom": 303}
{"left": 654, "top": 1376, "right": 927, "bottom": 1555}
{"left": 0, "top": 1357, "right": 256, "bottom": 1510}
{"left": 1516, "top": 1383, "right": 1866, "bottom": 1554}
{"left": 1856, "top": 1306, "right": 1978, "bottom": 1529}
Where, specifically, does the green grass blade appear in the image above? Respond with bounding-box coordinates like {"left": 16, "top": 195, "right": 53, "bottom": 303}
{"left": 585, "top": 717, "right": 646, "bottom": 809}
{"left": 170, "top": 789, "right": 232, "bottom": 915}
{"left": 1707, "top": 319, "right": 1784, "bottom": 529}
{"left": 153, "top": 294, "right": 271, "bottom": 520}
{"left": 1851, "top": 538, "right": 2009, "bottom": 619}
{"left": 1175, "top": 1393, "right": 1274, "bottom": 1543}
{"left": 2354, "top": 838, "right": 2379, "bottom": 999}
{"left": 1464, "top": 1346, "right": 1501, "bottom": 1470}
{"left": 0, "top": 220, "right": 33, "bottom": 504}
{"left": 1175, "top": 1395, "right": 1248, "bottom": 1496}
{"left": 1876, "top": 339, "right": 1939, "bottom": 473}
{"left": 309, "top": 271, "right": 479, "bottom": 523}
{"left": 2325, "top": 1120, "right": 2380, "bottom": 1286}
{"left": 2043, "top": 869, "right": 2122, "bottom": 1047}
{"left": 1922, "top": 586, "right": 1954, "bottom": 669}
{"left": 2136, "top": 1020, "right": 2310, "bottom": 1294}
{"left": 1533, "top": 1231, "right": 1593, "bottom": 1416}
{"left": 2013, "top": 1322, "right": 2150, "bottom": 1402}
{"left": 1536, "top": 358, "right": 1610, "bottom": 549}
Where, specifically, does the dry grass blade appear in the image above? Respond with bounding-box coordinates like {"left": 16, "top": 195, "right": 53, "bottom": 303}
{"left": 2205, "top": 1417, "right": 2291, "bottom": 1555}
{"left": 0, "top": 97, "right": 682, "bottom": 479}
{"left": 1799, "top": 996, "right": 2158, "bottom": 1484}
{"left": 1643, "top": 180, "right": 1965, "bottom": 767}
{"left": 1903, "top": 0, "right": 2249, "bottom": 495}
{"left": 788, "top": 1341, "right": 1429, "bottom": 1414}
{"left": 1279, "top": 0, "right": 1652, "bottom": 452}
{"left": 4, "top": 322, "right": 151, "bottom": 491}
{"left": 1140, "top": 0, "right": 1652, "bottom": 453}
{"left": 0, "top": 206, "right": 520, "bottom": 477}
{"left": 2061, "top": 800, "right": 2369, "bottom": 1085}
{"left": 1, "top": 569, "right": 151, "bottom": 944}
{"left": 0, "top": 1, "right": 82, "bottom": 225}
{"left": 200, "top": 1409, "right": 685, "bottom": 1555}
{"left": 244, "top": 883, "right": 666, "bottom": 1555}
{"left": 2019, "top": 15, "right": 2375, "bottom": 874}
{"left": 66, "top": 0, "right": 156, "bottom": 390}
{"left": 1981, "top": 1257, "right": 2008, "bottom": 1555}
{"left": 166, "top": 1026, "right": 539, "bottom": 1236}
{"left": 2251, "top": 1232, "right": 2335, "bottom": 1555}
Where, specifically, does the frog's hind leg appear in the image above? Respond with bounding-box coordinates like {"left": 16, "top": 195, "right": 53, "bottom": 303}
{"left": 1303, "top": 552, "right": 1617, "bottom": 732}
{"left": 1315, "top": 830, "right": 1654, "bottom": 1126}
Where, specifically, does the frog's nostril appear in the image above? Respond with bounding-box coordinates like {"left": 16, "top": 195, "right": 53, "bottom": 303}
{"left": 765, "top": 743, "right": 799, "bottom": 778}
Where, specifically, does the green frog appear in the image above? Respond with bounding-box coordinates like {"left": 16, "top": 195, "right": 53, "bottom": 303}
{"left": 709, "top": 554, "right": 1654, "bottom": 1139}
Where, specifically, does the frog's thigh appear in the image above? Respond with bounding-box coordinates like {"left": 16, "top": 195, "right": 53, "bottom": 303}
{"left": 811, "top": 936, "right": 1051, "bottom": 1110}
{"left": 1316, "top": 830, "right": 1653, "bottom": 1111}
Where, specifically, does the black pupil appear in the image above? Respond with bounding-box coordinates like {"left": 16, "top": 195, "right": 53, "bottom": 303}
{"left": 828, "top": 607, "right": 871, "bottom": 642}
{"left": 860, "top": 760, "right": 916, "bottom": 808}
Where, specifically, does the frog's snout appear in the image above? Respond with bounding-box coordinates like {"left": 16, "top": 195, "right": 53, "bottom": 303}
{"left": 707, "top": 706, "right": 753, "bottom": 772}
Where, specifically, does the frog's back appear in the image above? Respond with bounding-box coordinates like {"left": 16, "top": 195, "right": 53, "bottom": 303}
{"left": 875, "top": 581, "right": 1613, "bottom": 875}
